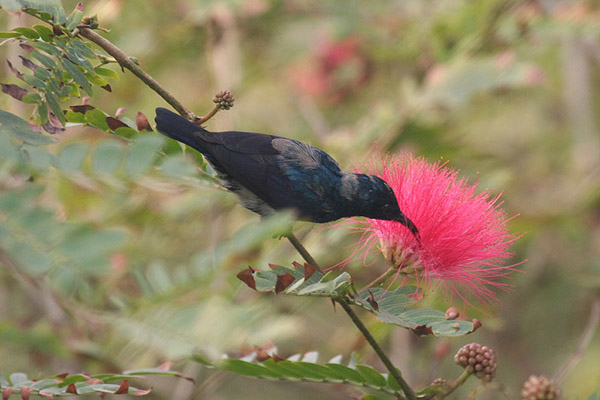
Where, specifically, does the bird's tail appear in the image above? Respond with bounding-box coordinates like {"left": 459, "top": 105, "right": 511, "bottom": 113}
{"left": 154, "top": 107, "right": 208, "bottom": 149}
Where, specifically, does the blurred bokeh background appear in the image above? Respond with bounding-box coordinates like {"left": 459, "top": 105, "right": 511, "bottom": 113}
{"left": 1, "top": 0, "right": 600, "bottom": 398}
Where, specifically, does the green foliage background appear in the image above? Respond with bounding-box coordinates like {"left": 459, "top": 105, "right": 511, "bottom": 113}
{"left": 1, "top": 0, "right": 599, "bottom": 399}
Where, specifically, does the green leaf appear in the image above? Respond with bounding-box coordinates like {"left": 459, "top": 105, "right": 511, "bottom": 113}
{"left": 16, "top": 0, "right": 66, "bottom": 24}
{"left": 65, "top": 5, "right": 83, "bottom": 31}
{"left": 84, "top": 109, "right": 109, "bottom": 130}
{"left": 9, "top": 372, "right": 30, "bottom": 385}
{"left": 65, "top": 109, "right": 86, "bottom": 123}
{"left": 33, "top": 24, "right": 53, "bottom": 41}
{"left": 92, "top": 140, "right": 123, "bottom": 175}
{"left": 43, "top": 90, "right": 65, "bottom": 125}
{"left": 30, "top": 41, "right": 62, "bottom": 57}
{"left": 220, "top": 358, "right": 281, "bottom": 379}
{"left": 355, "top": 365, "right": 387, "bottom": 387}
{"left": 124, "top": 134, "right": 164, "bottom": 175}
{"left": 23, "top": 74, "right": 46, "bottom": 89}
{"left": 12, "top": 27, "right": 39, "bottom": 39}
{"left": 94, "top": 66, "right": 120, "bottom": 80}
{"left": 57, "top": 142, "right": 87, "bottom": 171}
{"left": 71, "top": 39, "right": 96, "bottom": 59}
{"left": 194, "top": 351, "right": 403, "bottom": 396}
{"left": 30, "top": 49, "right": 56, "bottom": 69}
{"left": 0, "top": 31, "right": 22, "bottom": 38}
{"left": 61, "top": 58, "right": 92, "bottom": 95}
{"left": 21, "top": 92, "right": 42, "bottom": 104}
{"left": 0, "top": 110, "right": 54, "bottom": 144}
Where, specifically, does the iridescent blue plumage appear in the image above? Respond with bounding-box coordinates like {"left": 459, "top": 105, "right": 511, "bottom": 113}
{"left": 154, "top": 107, "right": 418, "bottom": 236}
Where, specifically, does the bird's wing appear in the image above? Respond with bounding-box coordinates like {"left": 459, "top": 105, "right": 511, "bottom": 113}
{"left": 194, "top": 130, "right": 316, "bottom": 210}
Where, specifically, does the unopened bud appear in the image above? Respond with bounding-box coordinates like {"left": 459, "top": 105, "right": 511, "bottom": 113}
{"left": 454, "top": 343, "right": 497, "bottom": 382}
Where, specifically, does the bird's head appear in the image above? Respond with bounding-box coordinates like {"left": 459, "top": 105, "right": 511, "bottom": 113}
{"left": 349, "top": 174, "right": 419, "bottom": 239}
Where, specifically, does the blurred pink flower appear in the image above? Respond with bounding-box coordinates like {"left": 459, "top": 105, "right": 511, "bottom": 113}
{"left": 341, "top": 154, "right": 520, "bottom": 309}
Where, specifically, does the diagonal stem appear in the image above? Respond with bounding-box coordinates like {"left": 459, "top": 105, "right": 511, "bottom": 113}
{"left": 338, "top": 300, "right": 416, "bottom": 400}
{"left": 553, "top": 292, "right": 600, "bottom": 383}
{"left": 79, "top": 27, "right": 194, "bottom": 120}
{"left": 287, "top": 233, "right": 416, "bottom": 400}
{"left": 285, "top": 233, "right": 324, "bottom": 273}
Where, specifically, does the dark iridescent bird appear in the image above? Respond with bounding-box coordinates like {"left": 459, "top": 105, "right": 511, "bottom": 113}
{"left": 154, "top": 107, "right": 418, "bottom": 237}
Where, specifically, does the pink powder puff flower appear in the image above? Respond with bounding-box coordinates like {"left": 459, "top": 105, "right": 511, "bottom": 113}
{"left": 341, "top": 154, "right": 520, "bottom": 309}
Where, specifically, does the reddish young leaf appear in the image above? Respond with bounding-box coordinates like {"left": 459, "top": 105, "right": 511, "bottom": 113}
{"left": 157, "top": 361, "right": 172, "bottom": 371}
{"left": 1, "top": 83, "right": 28, "bottom": 101}
{"left": 136, "top": 112, "right": 152, "bottom": 131}
{"left": 38, "top": 390, "right": 54, "bottom": 400}
{"left": 366, "top": 290, "right": 379, "bottom": 311}
{"left": 471, "top": 319, "right": 483, "bottom": 332}
{"left": 19, "top": 387, "right": 32, "bottom": 400}
{"left": 304, "top": 263, "right": 316, "bottom": 280}
{"left": 268, "top": 263, "right": 277, "bottom": 270}
{"left": 106, "top": 116, "right": 128, "bottom": 131}
{"left": 28, "top": 123, "right": 42, "bottom": 133}
{"left": 43, "top": 121, "right": 65, "bottom": 134}
{"left": 412, "top": 325, "right": 434, "bottom": 336}
{"left": 20, "top": 43, "right": 34, "bottom": 53}
{"left": 133, "top": 388, "right": 152, "bottom": 396}
{"left": 272, "top": 354, "right": 284, "bottom": 363}
{"left": 48, "top": 112, "right": 64, "bottom": 128}
{"left": 115, "top": 380, "right": 129, "bottom": 395}
{"left": 2, "top": 388, "right": 14, "bottom": 400}
{"left": 69, "top": 104, "right": 95, "bottom": 114}
{"left": 291, "top": 261, "right": 303, "bottom": 268}
{"left": 75, "top": 2, "right": 83, "bottom": 11}
{"left": 236, "top": 268, "right": 256, "bottom": 290}
{"left": 54, "top": 373, "right": 69, "bottom": 380}
{"left": 19, "top": 56, "right": 37, "bottom": 71}
{"left": 255, "top": 348, "right": 271, "bottom": 362}
{"left": 65, "top": 384, "right": 77, "bottom": 394}
{"left": 101, "top": 84, "right": 112, "bottom": 92}
{"left": 6, "top": 60, "right": 24, "bottom": 80}
{"left": 275, "top": 273, "right": 295, "bottom": 294}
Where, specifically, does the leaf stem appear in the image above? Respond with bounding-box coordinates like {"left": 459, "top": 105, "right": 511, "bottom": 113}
{"left": 78, "top": 26, "right": 195, "bottom": 120}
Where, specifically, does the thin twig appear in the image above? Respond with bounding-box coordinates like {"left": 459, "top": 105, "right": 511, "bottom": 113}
{"left": 338, "top": 300, "right": 416, "bottom": 400}
{"left": 285, "top": 233, "right": 324, "bottom": 273}
{"left": 434, "top": 370, "right": 472, "bottom": 400}
{"left": 553, "top": 292, "right": 600, "bottom": 383}
{"left": 360, "top": 267, "right": 397, "bottom": 292}
{"left": 78, "top": 27, "right": 195, "bottom": 120}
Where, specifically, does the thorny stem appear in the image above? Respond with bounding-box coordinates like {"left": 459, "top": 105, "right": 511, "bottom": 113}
{"left": 78, "top": 26, "right": 195, "bottom": 120}
{"left": 553, "top": 292, "right": 600, "bottom": 383}
{"left": 287, "top": 235, "right": 416, "bottom": 400}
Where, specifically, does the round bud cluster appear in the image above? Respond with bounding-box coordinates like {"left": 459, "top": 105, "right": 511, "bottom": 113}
{"left": 521, "top": 375, "right": 561, "bottom": 400}
{"left": 213, "top": 90, "right": 235, "bottom": 110}
{"left": 454, "top": 343, "right": 497, "bottom": 382}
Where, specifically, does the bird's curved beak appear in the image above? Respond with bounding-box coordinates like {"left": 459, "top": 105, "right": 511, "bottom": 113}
{"left": 396, "top": 213, "right": 420, "bottom": 241}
